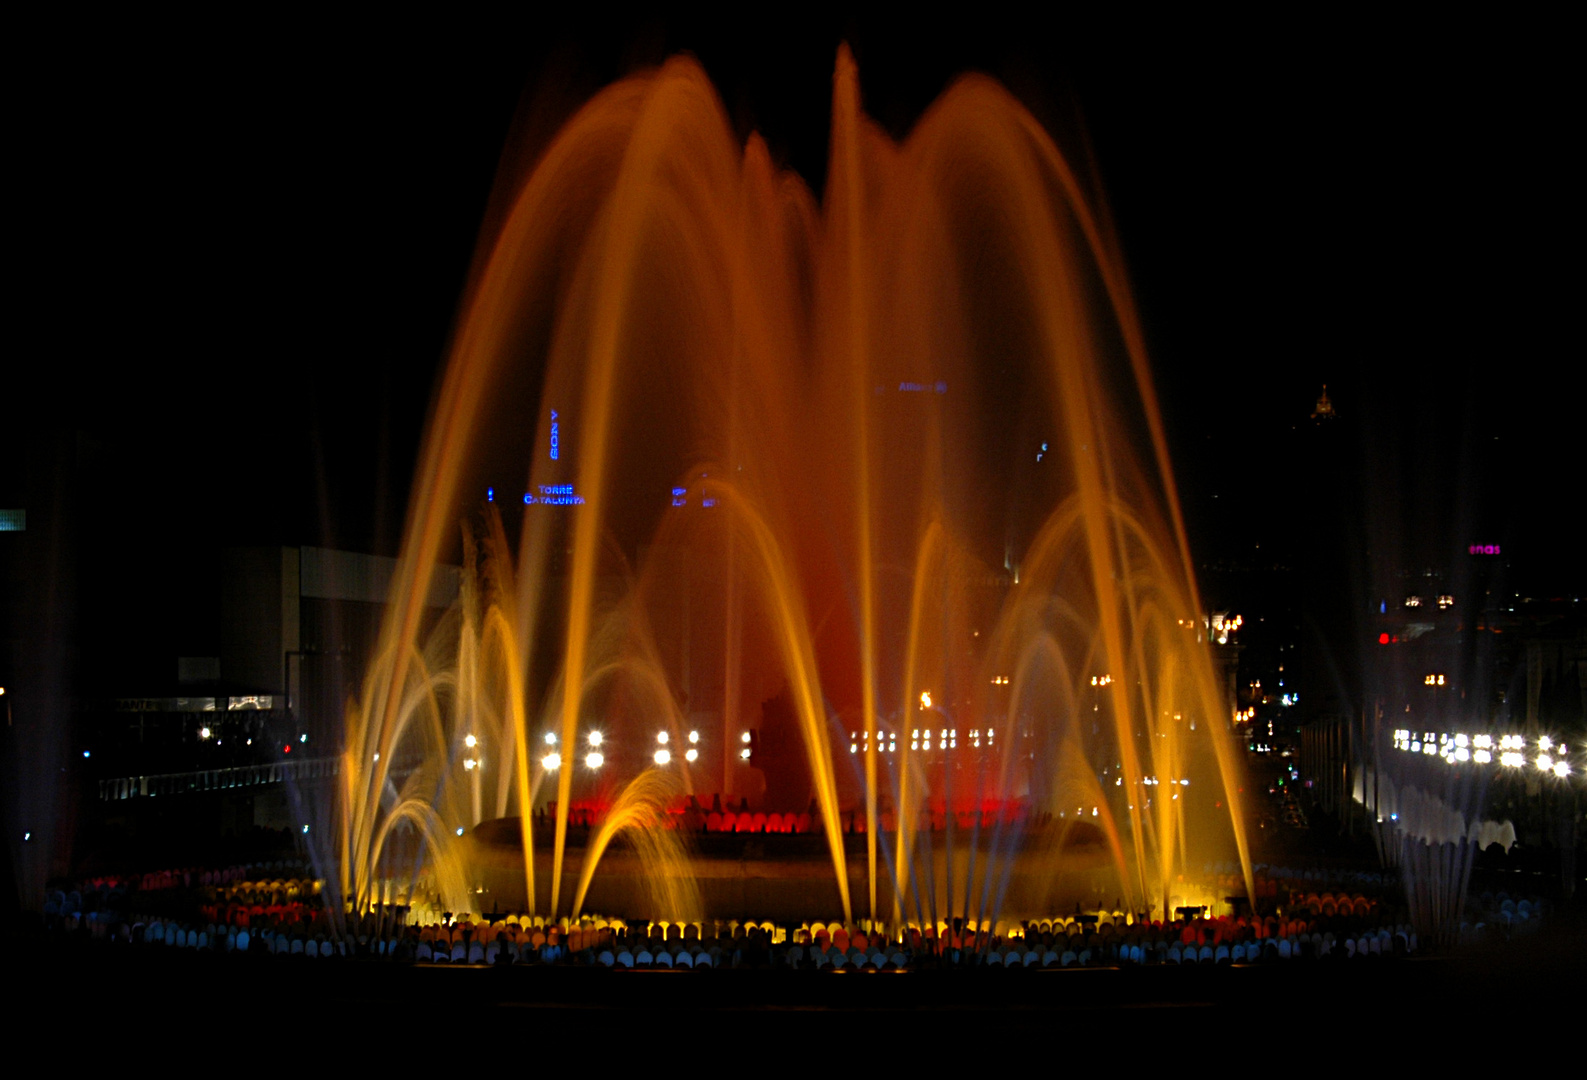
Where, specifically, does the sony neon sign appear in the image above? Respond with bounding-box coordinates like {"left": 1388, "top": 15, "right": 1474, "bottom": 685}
{"left": 669, "top": 486, "right": 717, "bottom": 508}
{"left": 1469, "top": 544, "right": 1501, "bottom": 555}
{"left": 549, "top": 409, "right": 560, "bottom": 461}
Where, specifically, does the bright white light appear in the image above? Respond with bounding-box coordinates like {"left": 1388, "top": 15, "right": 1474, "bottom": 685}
{"left": 455, "top": 827, "right": 465, "bottom": 836}
{"left": 464, "top": 734, "right": 478, "bottom": 748}
{"left": 1474, "top": 734, "right": 1493, "bottom": 749}
{"left": 1538, "top": 736, "right": 1553, "bottom": 751}
{"left": 1455, "top": 747, "right": 1470, "bottom": 762}
{"left": 299, "top": 733, "right": 307, "bottom": 743}
{"left": 585, "top": 751, "right": 604, "bottom": 769}
{"left": 684, "top": 748, "right": 698, "bottom": 763}
{"left": 1501, "top": 751, "right": 1524, "bottom": 768}
{"left": 1537, "top": 754, "right": 1553, "bottom": 772}
{"left": 199, "top": 727, "right": 211, "bottom": 740}
{"left": 688, "top": 730, "right": 699, "bottom": 744}
{"left": 739, "top": 748, "right": 751, "bottom": 760}
{"left": 588, "top": 731, "right": 603, "bottom": 748}
{"left": 920, "top": 691, "right": 932, "bottom": 710}
{"left": 302, "top": 825, "right": 310, "bottom": 834}
{"left": 544, "top": 732, "right": 557, "bottom": 745}
{"left": 1474, "top": 749, "right": 1491, "bottom": 764}
{"left": 1455, "top": 733, "right": 1468, "bottom": 748}
{"left": 654, "top": 748, "right": 671, "bottom": 766}
{"left": 656, "top": 730, "right": 669, "bottom": 745}
{"left": 850, "top": 745, "right": 858, "bottom": 754}
{"left": 463, "top": 758, "right": 477, "bottom": 771}
{"left": 1553, "top": 761, "right": 1571, "bottom": 778}
{"left": 541, "top": 752, "right": 561, "bottom": 771}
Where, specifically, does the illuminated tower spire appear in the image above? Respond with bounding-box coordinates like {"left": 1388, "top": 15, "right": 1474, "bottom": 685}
{"left": 1311, "top": 384, "right": 1336, "bottom": 422}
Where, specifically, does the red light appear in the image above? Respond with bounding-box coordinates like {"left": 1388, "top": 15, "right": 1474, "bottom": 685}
{"left": 1379, "top": 633, "right": 1390, "bottom": 645}
{"left": 284, "top": 745, "right": 291, "bottom": 753}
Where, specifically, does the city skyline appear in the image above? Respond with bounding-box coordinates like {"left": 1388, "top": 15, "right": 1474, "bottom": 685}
{"left": 7, "top": 15, "right": 1579, "bottom": 706}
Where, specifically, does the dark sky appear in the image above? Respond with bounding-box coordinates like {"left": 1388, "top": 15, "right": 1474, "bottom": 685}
{"left": 9, "top": 12, "right": 1580, "bottom": 684}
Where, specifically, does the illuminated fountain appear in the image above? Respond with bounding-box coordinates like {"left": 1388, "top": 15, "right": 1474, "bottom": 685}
{"left": 333, "top": 48, "right": 1254, "bottom": 932}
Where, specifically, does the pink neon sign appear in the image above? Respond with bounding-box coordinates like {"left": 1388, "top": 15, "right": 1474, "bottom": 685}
{"left": 1469, "top": 544, "right": 1501, "bottom": 555}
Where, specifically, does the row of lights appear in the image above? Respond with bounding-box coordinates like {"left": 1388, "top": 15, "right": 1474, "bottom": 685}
{"left": 847, "top": 727, "right": 1004, "bottom": 754}
{"left": 195, "top": 726, "right": 299, "bottom": 749}
{"left": 1391, "top": 729, "right": 1572, "bottom": 777}
{"left": 517, "top": 728, "right": 749, "bottom": 772}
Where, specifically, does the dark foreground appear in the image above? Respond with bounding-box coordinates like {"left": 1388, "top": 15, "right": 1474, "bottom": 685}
{"left": 17, "top": 920, "right": 1583, "bottom": 1047}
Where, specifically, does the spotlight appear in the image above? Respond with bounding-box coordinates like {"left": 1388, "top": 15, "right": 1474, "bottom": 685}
{"left": 740, "top": 731, "right": 751, "bottom": 744}
{"left": 541, "top": 752, "right": 561, "bottom": 771}
{"left": 657, "top": 731, "right": 669, "bottom": 745}
{"left": 588, "top": 731, "right": 603, "bottom": 748}
{"left": 585, "top": 751, "right": 604, "bottom": 769}
{"left": 465, "top": 734, "right": 478, "bottom": 748}
{"left": 544, "top": 732, "right": 557, "bottom": 745}
{"left": 654, "top": 749, "right": 671, "bottom": 766}
{"left": 684, "top": 748, "right": 698, "bottom": 763}
{"left": 688, "top": 730, "right": 699, "bottom": 744}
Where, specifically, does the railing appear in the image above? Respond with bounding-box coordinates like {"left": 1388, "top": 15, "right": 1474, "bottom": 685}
{"left": 98, "top": 756, "right": 342, "bottom": 800}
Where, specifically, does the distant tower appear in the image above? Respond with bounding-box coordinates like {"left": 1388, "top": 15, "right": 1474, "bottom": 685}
{"left": 1311, "top": 384, "right": 1337, "bottom": 423}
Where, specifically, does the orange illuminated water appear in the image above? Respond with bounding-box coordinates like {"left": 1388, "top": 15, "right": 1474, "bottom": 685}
{"left": 337, "top": 48, "right": 1253, "bottom": 929}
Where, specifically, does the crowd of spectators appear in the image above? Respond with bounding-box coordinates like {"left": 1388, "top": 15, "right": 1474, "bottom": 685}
{"left": 30, "top": 858, "right": 1548, "bottom": 970}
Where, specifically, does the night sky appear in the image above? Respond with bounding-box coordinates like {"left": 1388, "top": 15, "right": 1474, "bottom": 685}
{"left": 8, "top": 13, "right": 1579, "bottom": 694}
